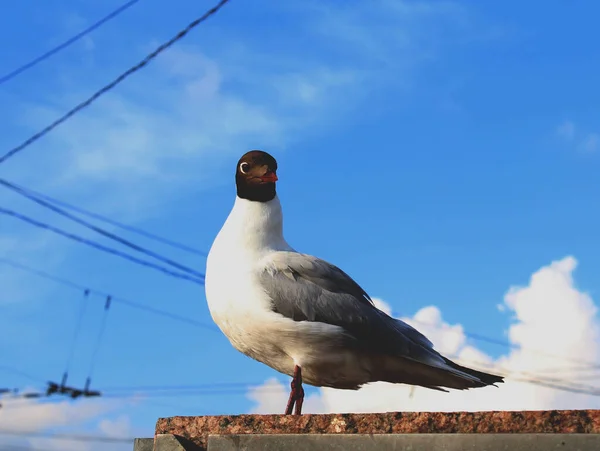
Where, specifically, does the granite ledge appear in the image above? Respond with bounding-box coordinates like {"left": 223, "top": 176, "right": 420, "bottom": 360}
{"left": 155, "top": 410, "right": 600, "bottom": 449}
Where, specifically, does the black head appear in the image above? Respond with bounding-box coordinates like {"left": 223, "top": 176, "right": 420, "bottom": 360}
{"left": 235, "top": 150, "right": 279, "bottom": 202}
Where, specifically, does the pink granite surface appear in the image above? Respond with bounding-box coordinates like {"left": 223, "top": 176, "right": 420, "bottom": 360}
{"left": 155, "top": 410, "right": 600, "bottom": 449}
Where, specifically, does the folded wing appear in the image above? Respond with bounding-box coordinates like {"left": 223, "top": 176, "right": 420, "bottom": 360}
{"left": 260, "top": 251, "right": 504, "bottom": 390}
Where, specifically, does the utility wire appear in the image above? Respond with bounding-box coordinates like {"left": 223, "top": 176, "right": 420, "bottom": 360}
{"left": 3, "top": 254, "right": 600, "bottom": 374}
{"left": 0, "top": 207, "right": 204, "bottom": 285}
{"left": 0, "top": 365, "right": 45, "bottom": 384}
{"left": 63, "top": 289, "right": 90, "bottom": 382}
{"left": 85, "top": 296, "right": 112, "bottom": 386}
{"left": 0, "top": 0, "right": 231, "bottom": 165}
{"left": 0, "top": 0, "right": 141, "bottom": 86}
{"left": 0, "top": 257, "right": 217, "bottom": 331}
{"left": 101, "top": 381, "right": 261, "bottom": 392}
{"left": 0, "top": 445, "right": 60, "bottom": 451}
{"left": 449, "top": 354, "right": 600, "bottom": 396}
{"left": 4, "top": 257, "right": 600, "bottom": 394}
{"left": 409, "top": 317, "right": 600, "bottom": 371}
{"left": 0, "top": 430, "right": 133, "bottom": 444}
{"left": 2, "top": 179, "right": 206, "bottom": 256}
{"left": 98, "top": 375, "right": 600, "bottom": 400}
{"left": 0, "top": 178, "right": 206, "bottom": 277}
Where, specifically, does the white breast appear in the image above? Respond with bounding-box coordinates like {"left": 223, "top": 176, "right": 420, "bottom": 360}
{"left": 205, "top": 195, "right": 292, "bottom": 325}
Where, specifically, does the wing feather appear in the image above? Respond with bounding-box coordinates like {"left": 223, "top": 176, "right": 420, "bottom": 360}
{"left": 261, "top": 252, "right": 437, "bottom": 357}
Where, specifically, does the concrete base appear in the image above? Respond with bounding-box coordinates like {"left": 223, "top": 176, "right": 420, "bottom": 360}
{"left": 209, "top": 433, "right": 600, "bottom": 451}
{"left": 133, "top": 438, "right": 153, "bottom": 451}
{"left": 136, "top": 433, "right": 600, "bottom": 451}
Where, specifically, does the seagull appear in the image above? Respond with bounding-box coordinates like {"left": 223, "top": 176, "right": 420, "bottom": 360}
{"left": 205, "top": 150, "right": 503, "bottom": 415}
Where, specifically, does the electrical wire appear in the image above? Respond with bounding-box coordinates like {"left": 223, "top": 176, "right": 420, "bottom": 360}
{"left": 0, "top": 0, "right": 141, "bottom": 85}
{"left": 410, "top": 317, "right": 600, "bottom": 371}
{"left": 0, "top": 257, "right": 217, "bottom": 331}
{"left": 0, "top": 444, "right": 62, "bottom": 451}
{"left": 101, "top": 381, "right": 262, "bottom": 392}
{"left": 3, "top": 258, "right": 600, "bottom": 398}
{"left": 0, "top": 178, "right": 206, "bottom": 277}
{"left": 0, "top": 207, "right": 205, "bottom": 285}
{"left": 0, "top": 365, "right": 45, "bottom": 384}
{"left": 0, "top": 0, "right": 231, "bottom": 165}
{"left": 2, "top": 178, "right": 206, "bottom": 256}
{"left": 85, "top": 296, "right": 112, "bottom": 383}
{"left": 0, "top": 430, "right": 133, "bottom": 444}
{"left": 63, "top": 289, "right": 90, "bottom": 380}
{"left": 4, "top": 253, "right": 600, "bottom": 376}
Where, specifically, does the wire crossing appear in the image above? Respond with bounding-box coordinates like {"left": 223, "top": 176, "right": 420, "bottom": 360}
{"left": 46, "top": 289, "right": 112, "bottom": 399}
{"left": 2, "top": 178, "right": 206, "bottom": 256}
{"left": 0, "top": 178, "right": 206, "bottom": 277}
{"left": 0, "top": 0, "right": 141, "bottom": 86}
{"left": 0, "top": 207, "right": 205, "bottom": 285}
{"left": 0, "top": 0, "right": 231, "bottom": 165}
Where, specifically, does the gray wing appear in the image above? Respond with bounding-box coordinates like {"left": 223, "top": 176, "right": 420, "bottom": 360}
{"left": 260, "top": 252, "right": 435, "bottom": 356}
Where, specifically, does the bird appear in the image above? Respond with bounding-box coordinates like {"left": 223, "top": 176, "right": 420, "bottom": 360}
{"left": 205, "top": 150, "right": 503, "bottom": 415}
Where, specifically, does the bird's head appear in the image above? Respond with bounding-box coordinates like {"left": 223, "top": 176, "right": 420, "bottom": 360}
{"left": 235, "top": 150, "right": 278, "bottom": 202}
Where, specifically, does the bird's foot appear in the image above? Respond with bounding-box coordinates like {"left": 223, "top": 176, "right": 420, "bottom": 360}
{"left": 284, "top": 365, "right": 304, "bottom": 415}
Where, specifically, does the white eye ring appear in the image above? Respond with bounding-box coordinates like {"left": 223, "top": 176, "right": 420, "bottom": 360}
{"left": 239, "top": 162, "right": 250, "bottom": 174}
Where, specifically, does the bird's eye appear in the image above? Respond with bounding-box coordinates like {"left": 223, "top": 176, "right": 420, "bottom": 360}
{"left": 240, "top": 162, "right": 250, "bottom": 174}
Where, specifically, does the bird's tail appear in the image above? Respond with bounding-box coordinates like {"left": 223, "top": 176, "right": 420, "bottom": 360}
{"left": 372, "top": 353, "right": 504, "bottom": 391}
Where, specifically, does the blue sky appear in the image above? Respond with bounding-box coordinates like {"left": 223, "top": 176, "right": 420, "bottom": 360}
{"left": 1, "top": 0, "right": 600, "bottom": 449}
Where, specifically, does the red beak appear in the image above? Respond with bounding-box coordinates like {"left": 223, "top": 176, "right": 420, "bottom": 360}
{"left": 260, "top": 171, "right": 278, "bottom": 182}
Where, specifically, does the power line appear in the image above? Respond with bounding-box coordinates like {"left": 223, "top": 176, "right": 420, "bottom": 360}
{"left": 449, "top": 354, "right": 600, "bottom": 396}
{"left": 2, "top": 179, "right": 206, "bottom": 256}
{"left": 0, "top": 178, "right": 207, "bottom": 277}
{"left": 0, "top": 445, "right": 61, "bottom": 451}
{"left": 0, "top": 0, "right": 231, "bottom": 165}
{"left": 0, "top": 207, "right": 204, "bottom": 285}
{"left": 3, "top": 250, "right": 600, "bottom": 375}
{"left": 4, "top": 257, "right": 600, "bottom": 395}
{"left": 63, "top": 289, "right": 90, "bottom": 381}
{"left": 409, "top": 317, "right": 600, "bottom": 371}
{"left": 0, "top": 365, "right": 45, "bottom": 384}
{"left": 0, "top": 0, "right": 141, "bottom": 86}
{"left": 85, "top": 296, "right": 112, "bottom": 387}
{"left": 0, "top": 429, "right": 133, "bottom": 444}
{"left": 99, "top": 373, "right": 600, "bottom": 400}
{"left": 101, "top": 381, "right": 261, "bottom": 392}
{"left": 0, "top": 257, "right": 217, "bottom": 331}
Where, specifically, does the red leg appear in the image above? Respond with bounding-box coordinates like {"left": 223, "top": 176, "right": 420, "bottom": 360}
{"left": 294, "top": 376, "right": 304, "bottom": 415}
{"left": 284, "top": 365, "right": 304, "bottom": 415}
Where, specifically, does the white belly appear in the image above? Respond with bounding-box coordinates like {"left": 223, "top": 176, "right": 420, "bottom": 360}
{"left": 205, "top": 254, "right": 374, "bottom": 388}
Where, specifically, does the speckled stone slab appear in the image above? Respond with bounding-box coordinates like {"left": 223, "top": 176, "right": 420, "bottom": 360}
{"left": 155, "top": 410, "right": 600, "bottom": 450}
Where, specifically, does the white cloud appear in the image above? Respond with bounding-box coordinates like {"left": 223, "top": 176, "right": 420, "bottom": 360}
{"left": 371, "top": 298, "right": 392, "bottom": 316}
{"left": 249, "top": 256, "right": 600, "bottom": 413}
{"left": 97, "top": 414, "right": 132, "bottom": 438}
{"left": 0, "top": 398, "right": 134, "bottom": 451}
{"left": 557, "top": 120, "right": 598, "bottom": 153}
{"left": 0, "top": 397, "right": 119, "bottom": 431}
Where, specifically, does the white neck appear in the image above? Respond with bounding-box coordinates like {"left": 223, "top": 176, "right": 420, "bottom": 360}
{"left": 216, "top": 195, "right": 291, "bottom": 253}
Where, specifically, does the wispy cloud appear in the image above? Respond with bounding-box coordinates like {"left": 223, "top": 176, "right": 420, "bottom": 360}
{"left": 557, "top": 119, "right": 598, "bottom": 153}
{"left": 557, "top": 120, "right": 575, "bottom": 140}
